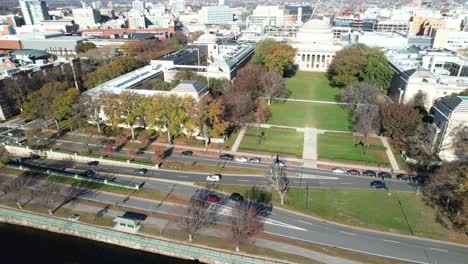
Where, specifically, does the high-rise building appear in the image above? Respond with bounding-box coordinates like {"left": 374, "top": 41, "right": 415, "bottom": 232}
{"left": 127, "top": 11, "right": 146, "bottom": 29}
{"left": 198, "top": 6, "right": 234, "bottom": 25}
{"left": 170, "top": 0, "right": 185, "bottom": 15}
{"left": 132, "top": 0, "right": 145, "bottom": 11}
{"left": 72, "top": 7, "right": 102, "bottom": 30}
{"left": 19, "top": 0, "right": 50, "bottom": 25}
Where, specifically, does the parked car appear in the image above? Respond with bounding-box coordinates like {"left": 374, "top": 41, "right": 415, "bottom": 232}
{"left": 235, "top": 156, "right": 248, "bottom": 162}
{"left": 362, "top": 170, "right": 377, "bottom": 177}
{"left": 332, "top": 168, "right": 346, "bottom": 174}
{"left": 219, "top": 154, "right": 234, "bottom": 161}
{"left": 134, "top": 168, "right": 148, "bottom": 175}
{"left": 412, "top": 175, "right": 425, "bottom": 185}
{"left": 396, "top": 174, "right": 411, "bottom": 180}
{"left": 347, "top": 169, "right": 360, "bottom": 175}
{"left": 249, "top": 157, "right": 261, "bottom": 163}
{"left": 181, "top": 150, "right": 193, "bottom": 156}
{"left": 378, "top": 171, "right": 392, "bottom": 179}
{"left": 275, "top": 160, "right": 286, "bottom": 167}
{"left": 206, "top": 174, "right": 222, "bottom": 182}
{"left": 83, "top": 170, "right": 95, "bottom": 177}
{"left": 30, "top": 154, "right": 41, "bottom": 160}
{"left": 229, "top": 193, "right": 244, "bottom": 202}
{"left": 87, "top": 161, "right": 99, "bottom": 166}
{"left": 370, "top": 181, "right": 386, "bottom": 189}
{"left": 206, "top": 194, "right": 221, "bottom": 204}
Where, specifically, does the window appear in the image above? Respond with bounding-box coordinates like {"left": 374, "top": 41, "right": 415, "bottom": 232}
{"left": 302, "top": 54, "right": 305, "bottom": 62}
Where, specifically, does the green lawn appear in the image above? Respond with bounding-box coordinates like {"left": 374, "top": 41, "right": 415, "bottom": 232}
{"left": 287, "top": 72, "right": 341, "bottom": 101}
{"left": 318, "top": 132, "right": 389, "bottom": 166}
{"left": 210, "top": 185, "right": 465, "bottom": 243}
{"left": 267, "top": 101, "right": 352, "bottom": 131}
{"left": 239, "top": 127, "right": 303, "bottom": 157}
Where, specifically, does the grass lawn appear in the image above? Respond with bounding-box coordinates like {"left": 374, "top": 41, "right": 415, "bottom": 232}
{"left": 318, "top": 132, "right": 389, "bottom": 166}
{"left": 239, "top": 127, "right": 304, "bottom": 157}
{"left": 286, "top": 72, "right": 341, "bottom": 101}
{"left": 210, "top": 185, "right": 465, "bottom": 243}
{"left": 267, "top": 101, "right": 352, "bottom": 131}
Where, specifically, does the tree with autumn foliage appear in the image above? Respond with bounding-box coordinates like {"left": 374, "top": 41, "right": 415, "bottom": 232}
{"left": 251, "top": 39, "right": 277, "bottom": 66}
{"left": 83, "top": 57, "right": 141, "bottom": 89}
{"left": 380, "top": 102, "right": 423, "bottom": 143}
{"left": 263, "top": 44, "right": 297, "bottom": 76}
{"left": 232, "top": 64, "right": 265, "bottom": 98}
{"left": 259, "top": 71, "right": 287, "bottom": 105}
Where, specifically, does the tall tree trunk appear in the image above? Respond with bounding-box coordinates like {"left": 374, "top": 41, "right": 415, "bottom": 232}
{"left": 235, "top": 245, "right": 240, "bottom": 252}
{"left": 268, "top": 97, "right": 271, "bottom": 105}
{"left": 129, "top": 123, "right": 135, "bottom": 140}
{"left": 279, "top": 191, "right": 285, "bottom": 205}
{"left": 96, "top": 121, "right": 101, "bottom": 134}
{"left": 167, "top": 130, "right": 171, "bottom": 144}
{"left": 54, "top": 119, "right": 60, "bottom": 131}
{"left": 188, "top": 234, "right": 192, "bottom": 242}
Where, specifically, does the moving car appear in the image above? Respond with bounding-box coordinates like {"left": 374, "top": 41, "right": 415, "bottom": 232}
{"left": 362, "top": 170, "right": 376, "bottom": 177}
{"left": 235, "top": 156, "right": 248, "bottom": 162}
{"left": 396, "top": 174, "right": 411, "bottom": 180}
{"left": 87, "top": 161, "right": 99, "bottom": 166}
{"left": 378, "top": 171, "right": 392, "bottom": 179}
{"left": 229, "top": 193, "right": 244, "bottom": 202}
{"left": 134, "top": 168, "right": 148, "bottom": 175}
{"left": 249, "top": 157, "right": 261, "bottom": 163}
{"left": 332, "top": 168, "right": 346, "bottom": 174}
{"left": 219, "top": 154, "right": 234, "bottom": 161}
{"left": 181, "top": 150, "right": 193, "bottom": 156}
{"left": 370, "top": 181, "right": 386, "bottom": 189}
{"left": 83, "top": 170, "right": 95, "bottom": 177}
{"left": 206, "top": 174, "right": 222, "bottom": 182}
{"left": 258, "top": 204, "right": 273, "bottom": 217}
{"left": 347, "top": 169, "right": 360, "bottom": 175}
{"left": 206, "top": 194, "right": 221, "bottom": 204}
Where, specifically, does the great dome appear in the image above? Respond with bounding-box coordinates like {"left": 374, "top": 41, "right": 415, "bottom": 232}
{"left": 295, "top": 19, "right": 334, "bottom": 44}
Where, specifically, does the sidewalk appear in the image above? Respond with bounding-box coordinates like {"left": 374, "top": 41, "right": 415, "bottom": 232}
{"left": 230, "top": 127, "right": 247, "bottom": 152}
{"left": 260, "top": 97, "right": 349, "bottom": 105}
{"left": 380, "top": 136, "right": 400, "bottom": 171}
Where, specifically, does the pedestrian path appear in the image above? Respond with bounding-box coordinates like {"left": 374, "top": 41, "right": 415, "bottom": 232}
{"left": 260, "top": 97, "right": 348, "bottom": 105}
{"left": 303, "top": 128, "right": 317, "bottom": 168}
{"left": 230, "top": 127, "right": 247, "bottom": 152}
{"left": 380, "top": 136, "right": 400, "bottom": 171}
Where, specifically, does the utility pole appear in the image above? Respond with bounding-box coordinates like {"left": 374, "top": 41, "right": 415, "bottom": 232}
{"left": 306, "top": 183, "right": 309, "bottom": 212}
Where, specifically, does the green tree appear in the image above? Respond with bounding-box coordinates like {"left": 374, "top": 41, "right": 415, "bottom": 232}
{"left": 361, "top": 49, "right": 394, "bottom": 93}
{"left": 263, "top": 44, "right": 297, "bottom": 75}
{"left": 76, "top": 42, "right": 97, "bottom": 53}
{"left": 118, "top": 91, "right": 143, "bottom": 139}
{"left": 251, "top": 39, "right": 277, "bottom": 66}
{"left": 328, "top": 46, "right": 367, "bottom": 86}
{"left": 0, "top": 145, "right": 9, "bottom": 167}
{"left": 101, "top": 93, "right": 122, "bottom": 133}
{"left": 50, "top": 88, "right": 80, "bottom": 129}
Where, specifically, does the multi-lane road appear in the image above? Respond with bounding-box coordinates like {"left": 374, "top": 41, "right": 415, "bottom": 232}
{"left": 16, "top": 157, "right": 468, "bottom": 264}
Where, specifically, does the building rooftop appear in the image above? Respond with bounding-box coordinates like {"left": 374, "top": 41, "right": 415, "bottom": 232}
{"left": 11, "top": 49, "right": 51, "bottom": 59}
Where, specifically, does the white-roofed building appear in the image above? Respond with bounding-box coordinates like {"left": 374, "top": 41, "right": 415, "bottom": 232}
{"left": 433, "top": 96, "right": 468, "bottom": 162}
{"left": 290, "top": 19, "right": 342, "bottom": 72}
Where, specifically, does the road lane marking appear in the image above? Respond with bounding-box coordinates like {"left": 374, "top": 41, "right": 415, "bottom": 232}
{"left": 177, "top": 176, "right": 188, "bottom": 178}
{"left": 263, "top": 219, "right": 307, "bottom": 231}
{"left": 237, "top": 179, "right": 251, "bottom": 182}
{"left": 340, "top": 182, "right": 353, "bottom": 185}
{"left": 429, "top": 247, "right": 448, "bottom": 252}
{"left": 383, "top": 239, "right": 400, "bottom": 244}
{"left": 339, "top": 231, "right": 356, "bottom": 236}
{"left": 297, "top": 220, "right": 314, "bottom": 226}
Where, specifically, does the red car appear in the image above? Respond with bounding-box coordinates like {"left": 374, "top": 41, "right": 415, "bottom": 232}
{"left": 347, "top": 169, "right": 360, "bottom": 175}
{"left": 206, "top": 194, "right": 221, "bottom": 204}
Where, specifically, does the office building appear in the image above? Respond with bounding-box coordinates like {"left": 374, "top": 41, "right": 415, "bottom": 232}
{"left": 127, "top": 11, "right": 146, "bottom": 29}
{"left": 19, "top": 0, "right": 50, "bottom": 25}
{"left": 246, "top": 6, "right": 295, "bottom": 29}
{"left": 132, "top": 0, "right": 145, "bottom": 11}
{"left": 198, "top": 6, "right": 235, "bottom": 25}
{"left": 72, "top": 7, "right": 101, "bottom": 30}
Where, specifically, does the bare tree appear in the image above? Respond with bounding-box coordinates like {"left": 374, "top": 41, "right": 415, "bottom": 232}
{"left": 230, "top": 203, "right": 264, "bottom": 252}
{"left": 178, "top": 189, "right": 218, "bottom": 242}
{"left": 39, "top": 177, "right": 61, "bottom": 212}
{"left": 352, "top": 104, "right": 381, "bottom": 147}
{"left": 225, "top": 91, "right": 256, "bottom": 126}
{"left": 448, "top": 124, "right": 468, "bottom": 164}
{"left": 266, "top": 165, "right": 289, "bottom": 205}
{"left": 259, "top": 71, "right": 287, "bottom": 105}
{"left": 10, "top": 175, "right": 34, "bottom": 208}
{"left": 340, "top": 82, "right": 381, "bottom": 109}
{"left": 79, "top": 94, "right": 103, "bottom": 133}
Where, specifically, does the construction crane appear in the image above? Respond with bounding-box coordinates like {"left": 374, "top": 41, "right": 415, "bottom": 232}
{"left": 357, "top": 0, "right": 364, "bottom": 30}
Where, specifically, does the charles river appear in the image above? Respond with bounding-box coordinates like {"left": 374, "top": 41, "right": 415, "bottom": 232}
{"left": 1, "top": 223, "right": 203, "bottom": 264}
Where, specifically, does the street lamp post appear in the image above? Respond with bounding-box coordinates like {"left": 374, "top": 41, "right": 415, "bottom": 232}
{"left": 305, "top": 183, "right": 309, "bottom": 213}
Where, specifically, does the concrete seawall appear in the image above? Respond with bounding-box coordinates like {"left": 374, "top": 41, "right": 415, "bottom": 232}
{"left": 0, "top": 207, "right": 284, "bottom": 264}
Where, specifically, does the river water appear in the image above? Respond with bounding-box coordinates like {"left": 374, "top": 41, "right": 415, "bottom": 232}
{"left": 0, "top": 223, "right": 202, "bottom": 264}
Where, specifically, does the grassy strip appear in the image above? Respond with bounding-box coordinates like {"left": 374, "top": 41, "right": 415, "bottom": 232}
{"left": 318, "top": 132, "right": 390, "bottom": 166}
{"left": 286, "top": 72, "right": 341, "bottom": 102}
{"left": 239, "top": 127, "right": 303, "bottom": 157}
{"left": 159, "top": 161, "right": 265, "bottom": 175}
{"left": 206, "top": 185, "right": 466, "bottom": 244}
{"left": 267, "top": 100, "right": 352, "bottom": 131}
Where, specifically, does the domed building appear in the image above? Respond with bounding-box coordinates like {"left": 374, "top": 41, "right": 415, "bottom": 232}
{"left": 290, "top": 19, "right": 342, "bottom": 72}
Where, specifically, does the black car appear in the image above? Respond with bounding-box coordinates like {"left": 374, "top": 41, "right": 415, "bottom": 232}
{"left": 396, "top": 174, "right": 411, "bottom": 180}
{"left": 257, "top": 204, "right": 273, "bottom": 217}
{"left": 83, "top": 170, "right": 95, "bottom": 177}
{"left": 219, "top": 154, "right": 234, "bottom": 161}
{"left": 229, "top": 192, "right": 244, "bottom": 202}
{"left": 378, "top": 171, "right": 392, "bottom": 179}
{"left": 181, "top": 150, "right": 193, "bottom": 156}
{"left": 370, "top": 181, "right": 386, "bottom": 189}
{"left": 87, "top": 161, "right": 99, "bottom": 166}
{"left": 413, "top": 175, "right": 425, "bottom": 185}
{"left": 30, "top": 154, "right": 41, "bottom": 160}
{"left": 362, "top": 170, "right": 376, "bottom": 177}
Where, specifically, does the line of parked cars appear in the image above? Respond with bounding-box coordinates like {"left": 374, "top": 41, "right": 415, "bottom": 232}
{"left": 219, "top": 154, "right": 262, "bottom": 164}
{"left": 331, "top": 167, "right": 413, "bottom": 180}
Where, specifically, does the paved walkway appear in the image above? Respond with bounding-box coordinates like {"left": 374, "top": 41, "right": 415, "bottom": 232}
{"left": 302, "top": 128, "right": 318, "bottom": 168}
{"left": 380, "top": 136, "right": 400, "bottom": 171}
{"left": 230, "top": 127, "right": 247, "bottom": 152}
